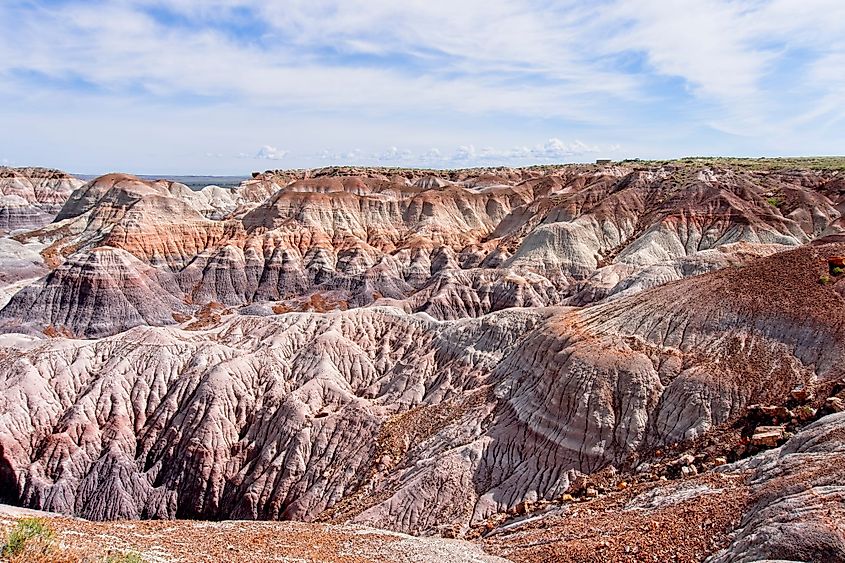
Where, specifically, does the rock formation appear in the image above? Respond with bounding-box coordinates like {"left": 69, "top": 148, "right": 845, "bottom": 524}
{"left": 480, "top": 411, "right": 845, "bottom": 562}
{"left": 0, "top": 167, "right": 84, "bottom": 232}
{"left": 1, "top": 159, "right": 844, "bottom": 561}
{"left": 3, "top": 161, "right": 844, "bottom": 337}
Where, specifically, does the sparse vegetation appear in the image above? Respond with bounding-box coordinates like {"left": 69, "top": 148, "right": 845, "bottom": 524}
{"left": 833, "top": 266, "right": 844, "bottom": 277}
{"left": 619, "top": 156, "right": 845, "bottom": 171}
{"left": 766, "top": 196, "right": 784, "bottom": 208}
{"left": 1, "top": 517, "right": 146, "bottom": 562}
{"left": 2, "top": 517, "right": 54, "bottom": 559}
{"left": 103, "top": 551, "right": 145, "bottom": 563}
{"left": 820, "top": 274, "right": 832, "bottom": 285}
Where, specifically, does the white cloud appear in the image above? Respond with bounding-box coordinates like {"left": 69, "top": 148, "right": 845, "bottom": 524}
{"left": 452, "top": 145, "right": 476, "bottom": 161}
{"left": 443, "top": 139, "right": 600, "bottom": 164}
{"left": 0, "top": 1, "right": 842, "bottom": 172}
{"left": 603, "top": 0, "right": 770, "bottom": 101}
{"left": 318, "top": 148, "right": 364, "bottom": 161}
{"left": 254, "top": 146, "right": 288, "bottom": 160}
{"left": 307, "top": 139, "right": 608, "bottom": 167}
{"left": 599, "top": 0, "right": 845, "bottom": 134}
{"left": 534, "top": 138, "right": 599, "bottom": 158}
{"left": 374, "top": 146, "right": 413, "bottom": 162}
{"left": 0, "top": 1, "right": 640, "bottom": 124}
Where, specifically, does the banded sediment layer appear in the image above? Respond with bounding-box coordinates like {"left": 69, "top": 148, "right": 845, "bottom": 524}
{"left": 1, "top": 159, "right": 844, "bottom": 561}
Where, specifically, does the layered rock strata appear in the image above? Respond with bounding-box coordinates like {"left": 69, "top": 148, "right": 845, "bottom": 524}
{"left": 1, "top": 161, "right": 844, "bottom": 562}
{"left": 2, "top": 163, "right": 843, "bottom": 337}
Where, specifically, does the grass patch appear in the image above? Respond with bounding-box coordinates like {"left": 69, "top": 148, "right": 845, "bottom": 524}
{"left": 104, "top": 551, "right": 145, "bottom": 563}
{"left": 618, "top": 156, "right": 845, "bottom": 171}
{"left": 2, "top": 517, "right": 146, "bottom": 562}
{"left": 2, "top": 517, "right": 54, "bottom": 558}
{"left": 766, "top": 196, "right": 784, "bottom": 208}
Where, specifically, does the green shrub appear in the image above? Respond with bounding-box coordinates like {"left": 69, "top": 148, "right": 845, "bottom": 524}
{"left": 103, "top": 552, "right": 145, "bottom": 563}
{"left": 832, "top": 266, "right": 844, "bottom": 276}
{"left": 820, "top": 274, "right": 832, "bottom": 285}
{"left": 2, "top": 517, "right": 54, "bottom": 557}
{"left": 766, "top": 196, "right": 783, "bottom": 207}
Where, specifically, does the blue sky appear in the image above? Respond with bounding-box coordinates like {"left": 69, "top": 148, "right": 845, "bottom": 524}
{"left": 1, "top": 0, "right": 843, "bottom": 174}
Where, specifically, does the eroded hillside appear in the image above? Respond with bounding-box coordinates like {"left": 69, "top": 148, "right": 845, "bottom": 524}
{"left": 1, "top": 160, "right": 844, "bottom": 562}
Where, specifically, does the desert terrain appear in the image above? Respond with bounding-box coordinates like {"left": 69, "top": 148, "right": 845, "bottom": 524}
{"left": 1, "top": 159, "right": 844, "bottom": 562}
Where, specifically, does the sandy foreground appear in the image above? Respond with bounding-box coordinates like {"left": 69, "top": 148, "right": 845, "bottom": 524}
{"left": 0, "top": 505, "right": 509, "bottom": 563}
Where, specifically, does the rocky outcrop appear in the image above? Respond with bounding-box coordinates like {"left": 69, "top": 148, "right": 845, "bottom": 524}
{"left": 0, "top": 167, "right": 83, "bottom": 231}
{"left": 707, "top": 412, "right": 845, "bottom": 562}
{"left": 4, "top": 163, "right": 844, "bottom": 337}
{"left": 481, "top": 413, "right": 845, "bottom": 563}
{"left": 1, "top": 161, "right": 845, "bottom": 561}
{"left": 0, "top": 242, "right": 842, "bottom": 539}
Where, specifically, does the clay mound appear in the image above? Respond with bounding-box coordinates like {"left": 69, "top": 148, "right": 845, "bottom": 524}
{"left": 0, "top": 167, "right": 83, "bottom": 207}
{"left": 0, "top": 195, "right": 54, "bottom": 231}
{"left": 0, "top": 167, "right": 83, "bottom": 231}
{"left": 0, "top": 246, "right": 189, "bottom": 337}
{"left": 414, "top": 175, "right": 451, "bottom": 189}
{"left": 475, "top": 244, "right": 845, "bottom": 495}
{"left": 0, "top": 244, "right": 842, "bottom": 541}
{"left": 287, "top": 176, "right": 384, "bottom": 195}
{"left": 400, "top": 267, "right": 560, "bottom": 319}
{"left": 35, "top": 173, "right": 234, "bottom": 272}
{"left": 0, "top": 238, "right": 48, "bottom": 309}
{"left": 165, "top": 181, "right": 238, "bottom": 220}
{"left": 241, "top": 179, "right": 525, "bottom": 248}
{"left": 483, "top": 412, "right": 845, "bottom": 562}
{"left": 4, "top": 161, "right": 845, "bottom": 339}
{"left": 56, "top": 173, "right": 207, "bottom": 222}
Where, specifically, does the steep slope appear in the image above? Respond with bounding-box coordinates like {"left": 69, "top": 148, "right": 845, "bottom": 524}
{"left": 482, "top": 412, "right": 845, "bottom": 563}
{"left": 0, "top": 167, "right": 83, "bottom": 232}
{"left": 3, "top": 163, "right": 843, "bottom": 337}
{"left": 1, "top": 242, "right": 842, "bottom": 548}
{"left": 1, "top": 247, "right": 190, "bottom": 337}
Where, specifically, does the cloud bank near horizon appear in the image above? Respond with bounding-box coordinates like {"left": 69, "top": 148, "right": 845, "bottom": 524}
{"left": 0, "top": 0, "right": 843, "bottom": 174}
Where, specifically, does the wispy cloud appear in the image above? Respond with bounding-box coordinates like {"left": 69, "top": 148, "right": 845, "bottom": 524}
{"left": 0, "top": 0, "right": 842, "bottom": 173}
{"left": 283, "top": 139, "right": 609, "bottom": 167}
{"left": 254, "top": 145, "right": 288, "bottom": 160}
{"left": 445, "top": 139, "right": 601, "bottom": 164}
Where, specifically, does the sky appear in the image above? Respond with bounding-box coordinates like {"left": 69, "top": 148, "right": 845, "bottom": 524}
{"left": 1, "top": 0, "right": 844, "bottom": 175}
